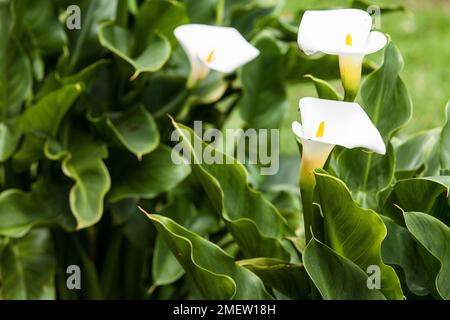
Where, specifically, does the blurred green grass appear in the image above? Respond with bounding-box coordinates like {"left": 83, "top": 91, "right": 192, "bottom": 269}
{"left": 280, "top": 0, "right": 450, "bottom": 154}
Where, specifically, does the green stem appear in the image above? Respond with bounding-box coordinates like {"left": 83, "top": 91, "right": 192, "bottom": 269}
{"left": 116, "top": 0, "right": 128, "bottom": 27}
{"left": 300, "top": 182, "right": 323, "bottom": 244}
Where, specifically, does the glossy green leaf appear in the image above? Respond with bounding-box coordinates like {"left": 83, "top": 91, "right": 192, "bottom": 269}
{"left": 62, "top": 133, "right": 111, "bottom": 229}
{"left": 171, "top": 119, "right": 293, "bottom": 260}
{"left": 240, "top": 33, "right": 288, "bottom": 129}
{"left": 12, "top": 0, "right": 67, "bottom": 55}
{"left": 152, "top": 181, "right": 220, "bottom": 288}
{"left": 143, "top": 211, "right": 272, "bottom": 299}
{"left": 315, "top": 170, "right": 403, "bottom": 299}
{"left": 135, "top": 0, "right": 189, "bottom": 45}
{"left": 336, "top": 42, "right": 412, "bottom": 209}
{"left": 381, "top": 176, "right": 450, "bottom": 224}
{"left": 65, "top": 0, "right": 118, "bottom": 72}
{"left": 381, "top": 216, "right": 440, "bottom": 297}
{"left": 238, "top": 258, "right": 310, "bottom": 299}
{"left": 336, "top": 143, "right": 395, "bottom": 209}
{"left": 304, "top": 74, "right": 341, "bottom": 100}
{"left": 21, "top": 84, "right": 83, "bottom": 138}
{"left": 98, "top": 22, "right": 171, "bottom": 79}
{"left": 108, "top": 145, "right": 191, "bottom": 203}
{"left": 0, "top": 229, "right": 55, "bottom": 299}
{"left": 404, "top": 212, "right": 450, "bottom": 299}
{"left": 0, "top": 179, "right": 75, "bottom": 237}
{"left": 0, "top": 117, "right": 21, "bottom": 162}
{"left": 0, "top": 1, "right": 32, "bottom": 118}
{"left": 106, "top": 105, "right": 159, "bottom": 158}
{"left": 395, "top": 129, "right": 440, "bottom": 178}
{"left": 303, "top": 238, "right": 386, "bottom": 300}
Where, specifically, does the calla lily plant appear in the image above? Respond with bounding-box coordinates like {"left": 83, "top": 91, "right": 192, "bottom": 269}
{"left": 174, "top": 24, "right": 260, "bottom": 88}
{"left": 298, "top": 9, "right": 387, "bottom": 101}
{"left": 292, "top": 97, "right": 385, "bottom": 241}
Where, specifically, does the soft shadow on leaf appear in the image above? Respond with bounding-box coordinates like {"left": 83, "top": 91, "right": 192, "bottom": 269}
{"left": 303, "top": 237, "right": 386, "bottom": 300}
{"left": 315, "top": 169, "right": 403, "bottom": 299}
{"left": 141, "top": 210, "right": 273, "bottom": 300}
{"left": 404, "top": 212, "right": 450, "bottom": 299}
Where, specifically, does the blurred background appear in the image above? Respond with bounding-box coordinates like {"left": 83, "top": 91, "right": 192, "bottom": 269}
{"left": 280, "top": 0, "right": 450, "bottom": 154}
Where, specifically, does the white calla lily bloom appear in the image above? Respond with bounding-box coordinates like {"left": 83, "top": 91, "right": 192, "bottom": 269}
{"left": 292, "top": 97, "right": 385, "bottom": 184}
{"left": 297, "top": 9, "right": 388, "bottom": 100}
{"left": 174, "top": 24, "right": 260, "bottom": 88}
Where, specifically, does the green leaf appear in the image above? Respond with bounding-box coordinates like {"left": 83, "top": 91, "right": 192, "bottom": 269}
{"left": 62, "top": 133, "right": 111, "bottom": 229}
{"left": 0, "top": 179, "right": 75, "bottom": 237}
{"left": 98, "top": 22, "right": 171, "bottom": 79}
{"left": 0, "top": 1, "right": 32, "bottom": 118}
{"left": 240, "top": 33, "right": 288, "bottom": 129}
{"left": 135, "top": 0, "right": 189, "bottom": 46}
{"left": 361, "top": 41, "right": 412, "bottom": 141}
{"left": 381, "top": 216, "right": 440, "bottom": 297}
{"left": 65, "top": 0, "right": 118, "bottom": 72}
{"left": 395, "top": 129, "right": 440, "bottom": 178}
{"left": 152, "top": 181, "right": 220, "bottom": 288}
{"left": 381, "top": 176, "right": 450, "bottom": 224}
{"left": 404, "top": 212, "right": 450, "bottom": 299}
{"left": 0, "top": 229, "right": 55, "bottom": 299}
{"left": 142, "top": 211, "right": 272, "bottom": 299}
{"left": 303, "top": 238, "right": 386, "bottom": 300}
{"left": 440, "top": 100, "right": 450, "bottom": 171}
{"left": 108, "top": 145, "right": 191, "bottom": 203}
{"left": 171, "top": 119, "right": 293, "bottom": 260}
{"left": 315, "top": 170, "right": 403, "bottom": 299}
{"left": 304, "top": 74, "right": 342, "bottom": 100}
{"left": 21, "top": 84, "right": 83, "bottom": 138}
{"left": 182, "top": 0, "right": 218, "bottom": 24}
{"left": 106, "top": 105, "right": 159, "bottom": 159}
{"left": 238, "top": 258, "right": 310, "bottom": 299}
{"left": 336, "top": 42, "right": 412, "bottom": 209}
{"left": 12, "top": 0, "right": 67, "bottom": 55}
{"left": 336, "top": 143, "right": 395, "bottom": 209}
{"left": 0, "top": 117, "right": 21, "bottom": 162}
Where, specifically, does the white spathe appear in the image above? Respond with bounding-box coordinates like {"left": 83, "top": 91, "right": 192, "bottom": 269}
{"left": 292, "top": 97, "right": 386, "bottom": 154}
{"left": 174, "top": 24, "right": 260, "bottom": 88}
{"left": 297, "top": 9, "right": 387, "bottom": 56}
{"left": 292, "top": 97, "right": 385, "bottom": 178}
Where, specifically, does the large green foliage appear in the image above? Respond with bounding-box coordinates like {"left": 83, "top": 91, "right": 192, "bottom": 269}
{"left": 0, "top": 0, "right": 448, "bottom": 301}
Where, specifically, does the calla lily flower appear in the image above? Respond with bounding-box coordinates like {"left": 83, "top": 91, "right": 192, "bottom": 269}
{"left": 174, "top": 24, "right": 260, "bottom": 88}
{"left": 292, "top": 97, "right": 385, "bottom": 184}
{"left": 297, "top": 9, "right": 387, "bottom": 101}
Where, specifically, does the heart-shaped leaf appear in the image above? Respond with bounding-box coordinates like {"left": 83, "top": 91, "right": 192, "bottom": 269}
{"left": 303, "top": 237, "right": 386, "bottom": 300}
{"left": 0, "top": 229, "right": 55, "bottom": 299}
{"left": 98, "top": 22, "right": 171, "bottom": 79}
{"left": 404, "top": 212, "right": 450, "bottom": 299}
{"left": 108, "top": 145, "right": 191, "bottom": 203}
{"left": 142, "top": 211, "right": 273, "bottom": 300}
{"left": 62, "top": 132, "right": 111, "bottom": 229}
{"left": 106, "top": 105, "right": 159, "bottom": 159}
{"left": 171, "top": 118, "right": 293, "bottom": 260}
{"left": 315, "top": 170, "right": 403, "bottom": 299}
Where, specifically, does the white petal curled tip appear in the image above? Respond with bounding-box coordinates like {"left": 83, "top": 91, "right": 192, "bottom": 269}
{"left": 298, "top": 9, "right": 372, "bottom": 56}
{"left": 292, "top": 121, "right": 304, "bottom": 139}
{"left": 174, "top": 24, "right": 260, "bottom": 74}
{"left": 297, "top": 97, "right": 386, "bottom": 155}
{"left": 364, "top": 31, "right": 388, "bottom": 54}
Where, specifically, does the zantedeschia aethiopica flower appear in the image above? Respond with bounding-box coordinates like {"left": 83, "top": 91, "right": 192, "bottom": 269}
{"left": 292, "top": 97, "right": 385, "bottom": 184}
{"left": 174, "top": 24, "right": 260, "bottom": 88}
{"left": 297, "top": 9, "right": 387, "bottom": 101}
